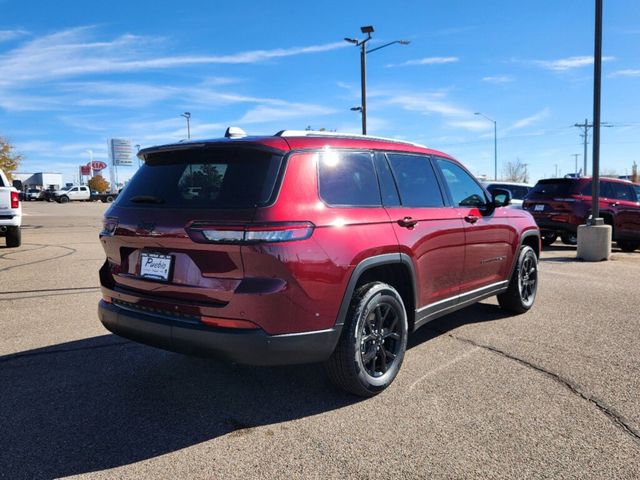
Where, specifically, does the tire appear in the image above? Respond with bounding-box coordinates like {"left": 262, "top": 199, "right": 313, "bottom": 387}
{"left": 58, "top": 196, "right": 69, "bottom": 204}
{"left": 497, "top": 245, "right": 538, "bottom": 314}
{"left": 560, "top": 231, "right": 577, "bottom": 245}
{"left": 541, "top": 231, "right": 558, "bottom": 247}
{"left": 325, "top": 282, "right": 408, "bottom": 397}
{"left": 617, "top": 240, "right": 639, "bottom": 252}
{"left": 5, "top": 226, "right": 21, "bottom": 248}
{"left": 105, "top": 195, "right": 115, "bottom": 203}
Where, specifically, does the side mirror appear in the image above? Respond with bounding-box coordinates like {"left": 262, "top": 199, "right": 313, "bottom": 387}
{"left": 489, "top": 188, "right": 512, "bottom": 207}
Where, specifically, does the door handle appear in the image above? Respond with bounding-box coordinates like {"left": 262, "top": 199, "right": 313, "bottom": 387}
{"left": 397, "top": 216, "right": 418, "bottom": 228}
{"left": 464, "top": 215, "right": 479, "bottom": 224}
{"left": 608, "top": 202, "right": 619, "bottom": 207}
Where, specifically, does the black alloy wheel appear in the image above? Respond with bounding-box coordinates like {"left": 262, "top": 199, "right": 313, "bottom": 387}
{"left": 325, "top": 282, "right": 408, "bottom": 397}
{"left": 358, "top": 302, "right": 403, "bottom": 378}
{"left": 617, "top": 240, "right": 639, "bottom": 252}
{"left": 541, "top": 231, "right": 558, "bottom": 247}
{"left": 561, "top": 231, "right": 577, "bottom": 245}
{"left": 498, "top": 245, "right": 538, "bottom": 314}
{"left": 518, "top": 249, "right": 538, "bottom": 308}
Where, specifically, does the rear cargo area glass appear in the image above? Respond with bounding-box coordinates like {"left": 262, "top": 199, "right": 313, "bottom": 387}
{"left": 118, "top": 148, "right": 283, "bottom": 209}
{"left": 528, "top": 179, "right": 576, "bottom": 197}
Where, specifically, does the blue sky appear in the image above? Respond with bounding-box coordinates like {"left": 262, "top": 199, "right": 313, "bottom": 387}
{"left": 1, "top": 0, "right": 639, "bottom": 184}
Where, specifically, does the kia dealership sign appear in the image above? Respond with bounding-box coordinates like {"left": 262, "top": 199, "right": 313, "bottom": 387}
{"left": 90, "top": 160, "right": 107, "bottom": 171}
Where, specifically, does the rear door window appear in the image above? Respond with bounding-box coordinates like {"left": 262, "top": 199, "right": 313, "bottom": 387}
{"left": 609, "top": 182, "right": 637, "bottom": 201}
{"left": 117, "top": 148, "right": 283, "bottom": 209}
{"left": 385, "top": 153, "right": 444, "bottom": 207}
{"left": 318, "top": 151, "right": 380, "bottom": 206}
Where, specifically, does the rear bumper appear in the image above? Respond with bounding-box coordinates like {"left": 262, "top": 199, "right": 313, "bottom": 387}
{"left": 98, "top": 300, "right": 342, "bottom": 366}
{"left": 0, "top": 216, "right": 21, "bottom": 230}
{"left": 530, "top": 217, "right": 579, "bottom": 234}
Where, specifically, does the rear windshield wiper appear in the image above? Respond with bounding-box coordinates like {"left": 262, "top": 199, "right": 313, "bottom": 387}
{"left": 130, "top": 195, "right": 164, "bottom": 204}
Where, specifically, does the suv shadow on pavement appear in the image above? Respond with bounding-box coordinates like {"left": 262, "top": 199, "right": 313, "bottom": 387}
{"left": 0, "top": 303, "right": 511, "bottom": 479}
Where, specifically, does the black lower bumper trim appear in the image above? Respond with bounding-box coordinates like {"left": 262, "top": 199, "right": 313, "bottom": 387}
{"left": 98, "top": 300, "right": 341, "bottom": 366}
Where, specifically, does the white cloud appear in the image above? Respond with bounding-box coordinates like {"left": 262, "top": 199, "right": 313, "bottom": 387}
{"left": 445, "top": 120, "right": 493, "bottom": 132}
{"left": 482, "top": 75, "right": 514, "bottom": 84}
{"left": 0, "top": 26, "right": 348, "bottom": 89}
{"left": 609, "top": 69, "right": 640, "bottom": 78}
{"left": 534, "top": 55, "right": 615, "bottom": 71}
{"left": 237, "top": 102, "right": 336, "bottom": 124}
{"left": 0, "top": 29, "right": 28, "bottom": 42}
{"left": 507, "top": 108, "right": 551, "bottom": 130}
{"left": 387, "top": 56, "right": 459, "bottom": 67}
{"left": 387, "top": 92, "right": 471, "bottom": 118}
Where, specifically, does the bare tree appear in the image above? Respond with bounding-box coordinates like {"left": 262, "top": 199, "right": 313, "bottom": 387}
{"left": 502, "top": 158, "right": 529, "bottom": 183}
{"left": 631, "top": 161, "right": 638, "bottom": 183}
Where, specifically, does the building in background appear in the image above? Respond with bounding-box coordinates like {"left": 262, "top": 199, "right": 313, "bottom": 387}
{"left": 13, "top": 172, "right": 63, "bottom": 190}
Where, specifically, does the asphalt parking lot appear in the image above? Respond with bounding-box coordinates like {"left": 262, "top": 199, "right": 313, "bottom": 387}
{"left": 1, "top": 201, "right": 639, "bottom": 479}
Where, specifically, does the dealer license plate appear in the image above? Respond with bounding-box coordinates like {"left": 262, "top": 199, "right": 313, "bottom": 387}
{"left": 534, "top": 204, "right": 545, "bottom": 212}
{"left": 139, "top": 253, "right": 173, "bottom": 281}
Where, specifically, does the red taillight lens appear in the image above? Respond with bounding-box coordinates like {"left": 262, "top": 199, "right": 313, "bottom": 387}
{"left": 188, "top": 222, "right": 314, "bottom": 244}
{"left": 10, "top": 191, "right": 19, "bottom": 209}
{"left": 101, "top": 217, "right": 118, "bottom": 236}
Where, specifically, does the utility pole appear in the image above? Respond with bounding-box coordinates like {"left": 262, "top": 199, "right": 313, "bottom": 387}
{"left": 575, "top": 119, "right": 592, "bottom": 175}
{"left": 571, "top": 154, "right": 580, "bottom": 175}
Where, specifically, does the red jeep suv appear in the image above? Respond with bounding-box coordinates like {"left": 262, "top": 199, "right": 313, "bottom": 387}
{"left": 98, "top": 130, "right": 540, "bottom": 396}
{"left": 523, "top": 177, "right": 640, "bottom": 251}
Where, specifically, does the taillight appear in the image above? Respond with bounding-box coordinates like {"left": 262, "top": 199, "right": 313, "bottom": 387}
{"left": 101, "top": 217, "right": 118, "bottom": 236}
{"left": 187, "top": 222, "right": 314, "bottom": 244}
{"left": 10, "top": 191, "right": 19, "bottom": 209}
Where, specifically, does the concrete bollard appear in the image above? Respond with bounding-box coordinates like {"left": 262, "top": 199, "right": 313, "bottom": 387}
{"left": 576, "top": 223, "right": 612, "bottom": 261}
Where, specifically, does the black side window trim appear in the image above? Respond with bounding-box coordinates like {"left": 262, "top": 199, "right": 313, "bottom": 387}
{"left": 373, "top": 152, "right": 402, "bottom": 207}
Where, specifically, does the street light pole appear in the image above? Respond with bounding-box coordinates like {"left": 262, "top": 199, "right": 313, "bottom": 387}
{"left": 181, "top": 112, "right": 191, "bottom": 139}
{"left": 345, "top": 27, "right": 410, "bottom": 135}
{"left": 590, "top": 0, "right": 603, "bottom": 224}
{"left": 360, "top": 41, "right": 368, "bottom": 135}
{"left": 474, "top": 112, "right": 498, "bottom": 180}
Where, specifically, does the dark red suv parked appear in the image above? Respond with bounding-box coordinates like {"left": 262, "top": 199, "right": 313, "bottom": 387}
{"left": 523, "top": 177, "right": 640, "bottom": 251}
{"left": 98, "top": 130, "right": 540, "bottom": 396}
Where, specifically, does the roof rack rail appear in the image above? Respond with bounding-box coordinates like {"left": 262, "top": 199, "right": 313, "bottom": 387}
{"left": 274, "top": 130, "right": 427, "bottom": 148}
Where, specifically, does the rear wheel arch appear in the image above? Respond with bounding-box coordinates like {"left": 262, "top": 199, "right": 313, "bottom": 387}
{"left": 336, "top": 254, "right": 417, "bottom": 332}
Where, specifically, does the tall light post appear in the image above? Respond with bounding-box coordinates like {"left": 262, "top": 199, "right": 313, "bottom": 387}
{"left": 86, "top": 149, "right": 94, "bottom": 183}
{"left": 180, "top": 112, "right": 191, "bottom": 139}
{"left": 345, "top": 26, "right": 410, "bottom": 135}
{"left": 474, "top": 112, "right": 498, "bottom": 180}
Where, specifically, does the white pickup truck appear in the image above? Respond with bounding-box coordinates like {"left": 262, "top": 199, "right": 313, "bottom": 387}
{"left": 53, "top": 185, "right": 91, "bottom": 203}
{"left": 0, "top": 169, "right": 22, "bottom": 247}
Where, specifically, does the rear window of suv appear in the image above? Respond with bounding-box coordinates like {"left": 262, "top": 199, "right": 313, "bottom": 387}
{"left": 529, "top": 179, "right": 576, "bottom": 197}
{"left": 117, "top": 147, "right": 283, "bottom": 209}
